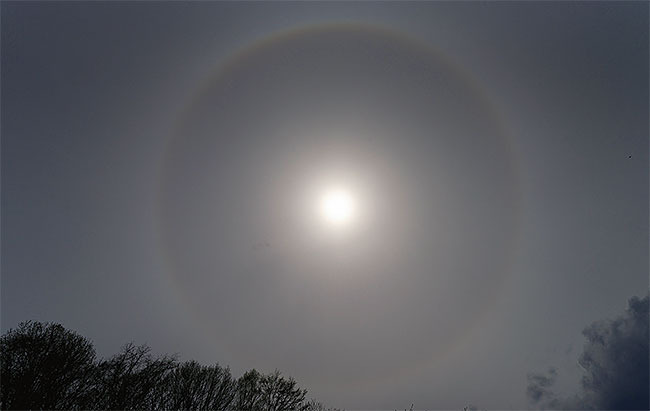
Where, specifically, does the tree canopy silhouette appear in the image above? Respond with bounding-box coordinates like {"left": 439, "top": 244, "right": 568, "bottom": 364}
{"left": 0, "top": 321, "right": 340, "bottom": 411}
{"left": 0, "top": 321, "right": 96, "bottom": 410}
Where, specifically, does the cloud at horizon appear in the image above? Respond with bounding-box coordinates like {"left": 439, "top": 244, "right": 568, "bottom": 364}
{"left": 527, "top": 295, "right": 649, "bottom": 410}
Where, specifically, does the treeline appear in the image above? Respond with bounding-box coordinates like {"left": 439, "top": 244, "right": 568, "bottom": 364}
{"left": 0, "top": 321, "right": 340, "bottom": 410}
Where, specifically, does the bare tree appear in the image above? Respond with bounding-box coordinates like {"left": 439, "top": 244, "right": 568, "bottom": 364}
{"left": 0, "top": 321, "right": 96, "bottom": 410}
{"left": 233, "top": 369, "right": 310, "bottom": 411}
{"left": 91, "top": 343, "right": 176, "bottom": 410}
{"left": 234, "top": 369, "right": 264, "bottom": 410}
{"left": 304, "top": 399, "right": 345, "bottom": 411}
{"left": 1, "top": 321, "right": 338, "bottom": 410}
{"left": 260, "top": 370, "right": 309, "bottom": 411}
{"left": 162, "top": 360, "right": 236, "bottom": 410}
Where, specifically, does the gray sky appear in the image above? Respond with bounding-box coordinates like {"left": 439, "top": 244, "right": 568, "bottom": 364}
{"left": 2, "top": 2, "right": 647, "bottom": 409}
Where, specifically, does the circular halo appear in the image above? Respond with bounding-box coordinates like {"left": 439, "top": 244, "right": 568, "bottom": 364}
{"left": 158, "top": 22, "right": 521, "bottom": 390}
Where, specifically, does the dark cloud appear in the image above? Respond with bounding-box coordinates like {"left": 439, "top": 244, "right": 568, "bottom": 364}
{"left": 526, "top": 367, "right": 558, "bottom": 405}
{"left": 527, "top": 295, "right": 649, "bottom": 410}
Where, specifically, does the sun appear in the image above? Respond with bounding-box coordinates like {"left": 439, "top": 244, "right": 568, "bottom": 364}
{"left": 320, "top": 188, "right": 356, "bottom": 226}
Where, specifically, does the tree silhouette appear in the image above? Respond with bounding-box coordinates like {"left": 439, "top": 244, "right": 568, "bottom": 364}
{"left": 259, "top": 370, "right": 308, "bottom": 411}
{"left": 234, "top": 369, "right": 263, "bottom": 410}
{"left": 163, "top": 360, "right": 236, "bottom": 410}
{"left": 303, "top": 399, "right": 344, "bottom": 411}
{"left": 234, "top": 369, "right": 309, "bottom": 411}
{"left": 0, "top": 321, "right": 96, "bottom": 410}
{"left": 0, "top": 321, "right": 339, "bottom": 410}
{"left": 90, "top": 343, "right": 176, "bottom": 410}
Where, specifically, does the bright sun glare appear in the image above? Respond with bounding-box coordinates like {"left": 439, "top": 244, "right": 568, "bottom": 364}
{"left": 320, "top": 188, "right": 356, "bottom": 226}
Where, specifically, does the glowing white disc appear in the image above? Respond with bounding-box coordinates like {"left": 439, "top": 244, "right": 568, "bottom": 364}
{"left": 320, "top": 188, "right": 356, "bottom": 226}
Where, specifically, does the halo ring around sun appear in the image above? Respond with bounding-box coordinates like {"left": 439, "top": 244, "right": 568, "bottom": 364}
{"left": 158, "top": 22, "right": 522, "bottom": 391}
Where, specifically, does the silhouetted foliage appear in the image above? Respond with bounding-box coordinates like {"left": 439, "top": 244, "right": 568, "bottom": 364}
{"left": 0, "top": 321, "right": 96, "bottom": 410}
{"left": 91, "top": 343, "right": 177, "bottom": 410}
{"left": 259, "top": 370, "right": 308, "bottom": 411}
{"left": 0, "top": 321, "right": 338, "bottom": 410}
{"left": 303, "top": 399, "right": 344, "bottom": 411}
{"left": 235, "top": 369, "right": 263, "bottom": 410}
{"left": 233, "top": 369, "right": 319, "bottom": 411}
{"left": 163, "top": 360, "right": 236, "bottom": 410}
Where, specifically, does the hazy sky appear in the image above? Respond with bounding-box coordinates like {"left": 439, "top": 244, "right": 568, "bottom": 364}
{"left": 2, "top": 2, "right": 647, "bottom": 409}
